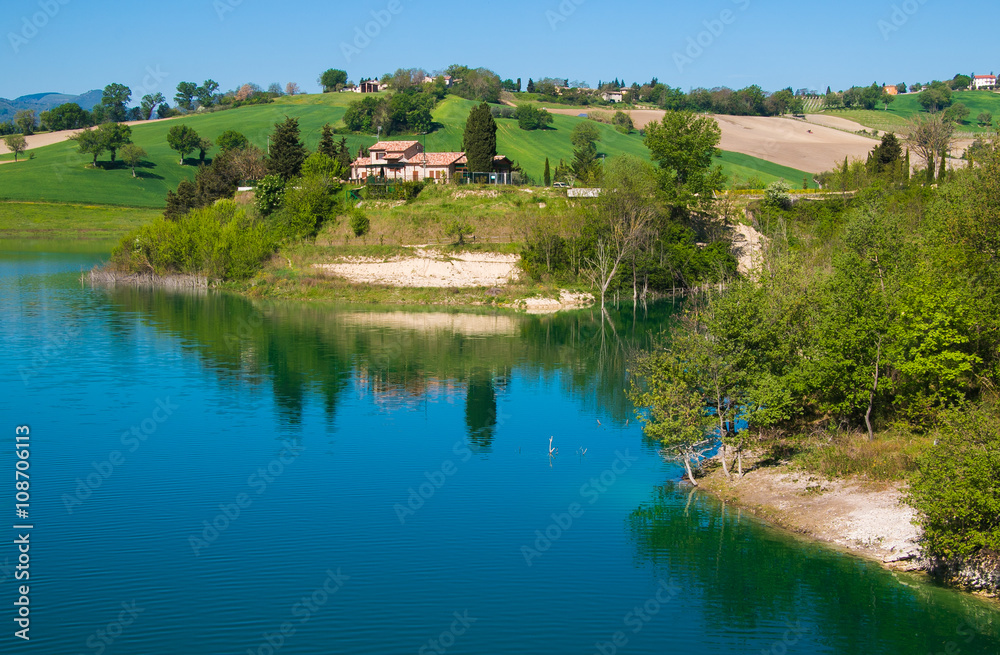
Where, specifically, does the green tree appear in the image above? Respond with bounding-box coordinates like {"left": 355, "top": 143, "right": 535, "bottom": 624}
{"left": 97, "top": 122, "right": 132, "bottom": 163}
{"left": 164, "top": 179, "right": 198, "bottom": 220}
{"left": 3, "top": 134, "right": 27, "bottom": 162}
{"left": 71, "top": 128, "right": 105, "bottom": 166}
{"left": 904, "top": 115, "right": 954, "bottom": 183}
{"left": 319, "top": 69, "right": 348, "bottom": 93}
{"left": 977, "top": 111, "right": 993, "bottom": 127}
{"left": 39, "top": 103, "right": 89, "bottom": 131}
{"left": 349, "top": 209, "right": 370, "bottom": 238}
{"left": 197, "top": 137, "right": 213, "bottom": 164}
{"left": 462, "top": 102, "right": 497, "bottom": 173}
{"left": 918, "top": 82, "right": 953, "bottom": 113}
{"left": 196, "top": 80, "right": 219, "bottom": 107}
{"left": 870, "top": 132, "right": 904, "bottom": 175}
{"left": 908, "top": 404, "right": 1000, "bottom": 560}
{"left": 101, "top": 83, "right": 131, "bottom": 122}
{"left": 167, "top": 124, "right": 202, "bottom": 164}
{"left": 570, "top": 122, "right": 601, "bottom": 181}
{"left": 119, "top": 143, "right": 147, "bottom": 177}
{"left": 254, "top": 174, "right": 286, "bottom": 216}
{"left": 216, "top": 130, "right": 249, "bottom": 152}
{"left": 175, "top": 82, "right": 198, "bottom": 111}
{"left": 140, "top": 93, "right": 165, "bottom": 120}
{"left": 543, "top": 157, "right": 551, "bottom": 187}
{"left": 446, "top": 220, "right": 474, "bottom": 244}
{"left": 14, "top": 110, "right": 36, "bottom": 135}
{"left": 515, "top": 104, "right": 553, "bottom": 130}
{"left": 267, "top": 117, "right": 307, "bottom": 181}
{"left": 950, "top": 74, "right": 972, "bottom": 90}
{"left": 318, "top": 123, "right": 337, "bottom": 158}
{"left": 336, "top": 137, "right": 353, "bottom": 173}
{"left": 944, "top": 102, "right": 970, "bottom": 124}
{"left": 644, "top": 111, "right": 725, "bottom": 203}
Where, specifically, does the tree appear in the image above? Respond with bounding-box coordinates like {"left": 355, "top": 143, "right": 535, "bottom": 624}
{"left": 350, "top": 209, "right": 370, "bottom": 238}
{"left": 165, "top": 179, "right": 198, "bottom": 220}
{"left": 543, "top": 157, "right": 551, "bottom": 187}
{"left": 514, "top": 104, "right": 553, "bottom": 130}
{"left": 445, "top": 220, "right": 474, "bottom": 245}
{"left": 267, "top": 117, "right": 307, "bottom": 181}
{"left": 918, "top": 82, "right": 953, "bottom": 113}
{"left": 97, "top": 122, "right": 132, "bottom": 163}
{"left": 318, "top": 124, "right": 337, "bottom": 158}
{"left": 71, "top": 128, "right": 105, "bottom": 166}
{"left": 175, "top": 82, "right": 198, "bottom": 111}
{"left": 14, "top": 110, "right": 36, "bottom": 135}
{"left": 977, "top": 111, "right": 993, "bottom": 128}
{"left": 216, "top": 130, "right": 249, "bottom": 152}
{"left": 196, "top": 80, "right": 220, "bottom": 108}
{"left": 3, "top": 134, "right": 27, "bottom": 162}
{"left": 40, "top": 103, "right": 89, "bottom": 131}
{"left": 950, "top": 74, "right": 972, "bottom": 90}
{"left": 905, "top": 115, "right": 954, "bottom": 183}
{"left": 945, "top": 103, "right": 970, "bottom": 125}
{"left": 586, "top": 156, "right": 658, "bottom": 310}
{"left": 570, "top": 122, "right": 601, "bottom": 182}
{"left": 644, "top": 111, "right": 724, "bottom": 202}
{"left": 462, "top": 102, "right": 497, "bottom": 173}
{"left": 119, "top": 143, "right": 147, "bottom": 177}
{"left": 140, "top": 93, "right": 165, "bottom": 120}
{"left": 267, "top": 83, "right": 284, "bottom": 97}
{"left": 167, "top": 124, "right": 202, "bottom": 164}
{"left": 101, "top": 84, "right": 132, "bottom": 122}
{"left": 526, "top": 79, "right": 535, "bottom": 93}
{"left": 285, "top": 82, "right": 301, "bottom": 96}
{"left": 198, "top": 138, "right": 213, "bottom": 164}
{"left": 896, "top": 83, "right": 908, "bottom": 94}
{"left": 319, "top": 69, "right": 348, "bottom": 93}
{"left": 870, "top": 132, "right": 903, "bottom": 175}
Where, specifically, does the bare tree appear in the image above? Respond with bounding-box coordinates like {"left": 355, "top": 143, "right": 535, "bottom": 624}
{"left": 285, "top": 82, "right": 301, "bottom": 96}
{"left": 585, "top": 155, "right": 659, "bottom": 310}
{"left": 905, "top": 115, "right": 954, "bottom": 182}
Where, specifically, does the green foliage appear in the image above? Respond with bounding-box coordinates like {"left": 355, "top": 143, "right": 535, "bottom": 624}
{"left": 254, "top": 174, "right": 286, "bottom": 216}
{"left": 300, "top": 152, "right": 346, "bottom": 181}
{"left": 110, "top": 200, "right": 277, "bottom": 280}
{"left": 40, "top": 103, "right": 90, "bottom": 131}
{"left": 764, "top": 180, "right": 791, "bottom": 209}
{"left": 319, "top": 69, "right": 348, "bottom": 93}
{"left": 918, "top": 82, "right": 954, "bottom": 113}
{"left": 612, "top": 110, "right": 634, "bottom": 134}
{"left": 349, "top": 209, "right": 370, "bottom": 238}
{"left": 445, "top": 219, "right": 474, "bottom": 245}
{"left": 514, "top": 104, "right": 553, "bottom": 130}
{"left": 462, "top": 102, "right": 497, "bottom": 173}
{"left": 944, "top": 102, "right": 970, "bottom": 124}
{"left": 644, "top": 111, "right": 725, "bottom": 204}
{"left": 216, "top": 129, "right": 249, "bottom": 152}
{"left": 362, "top": 180, "right": 424, "bottom": 201}
{"left": 101, "top": 83, "right": 132, "bottom": 123}
{"left": 119, "top": 143, "right": 147, "bottom": 177}
{"left": 908, "top": 404, "right": 1000, "bottom": 559}
{"left": 274, "top": 174, "right": 341, "bottom": 239}
{"left": 267, "top": 117, "right": 307, "bottom": 181}
{"left": 543, "top": 157, "right": 551, "bottom": 187}
{"left": 167, "top": 124, "right": 202, "bottom": 164}
{"left": 343, "top": 93, "right": 435, "bottom": 135}
{"left": 3, "top": 134, "right": 27, "bottom": 162}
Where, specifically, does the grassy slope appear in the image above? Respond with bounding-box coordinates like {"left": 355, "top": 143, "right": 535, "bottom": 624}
{"left": 0, "top": 93, "right": 817, "bottom": 209}
{"left": 0, "top": 201, "right": 161, "bottom": 239}
{"left": 819, "top": 90, "right": 1000, "bottom": 134}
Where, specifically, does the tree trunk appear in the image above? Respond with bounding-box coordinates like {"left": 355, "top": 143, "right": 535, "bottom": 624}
{"left": 683, "top": 457, "right": 698, "bottom": 487}
{"left": 865, "top": 338, "right": 883, "bottom": 442}
{"left": 737, "top": 449, "right": 743, "bottom": 478}
{"left": 719, "top": 443, "right": 730, "bottom": 480}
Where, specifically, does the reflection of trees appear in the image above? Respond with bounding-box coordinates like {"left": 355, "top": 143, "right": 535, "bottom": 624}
{"left": 627, "top": 484, "right": 1000, "bottom": 653}
{"left": 465, "top": 370, "right": 498, "bottom": 451}
{"left": 98, "top": 288, "right": 677, "bottom": 437}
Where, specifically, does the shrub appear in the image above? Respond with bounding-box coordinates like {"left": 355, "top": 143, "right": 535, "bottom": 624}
{"left": 764, "top": 180, "right": 792, "bottom": 209}
{"left": 908, "top": 403, "right": 1000, "bottom": 559}
{"left": 275, "top": 176, "right": 341, "bottom": 240}
{"left": 445, "top": 219, "right": 474, "bottom": 245}
{"left": 349, "top": 209, "right": 370, "bottom": 238}
{"left": 254, "top": 174, "right": 286, "bottom": 216}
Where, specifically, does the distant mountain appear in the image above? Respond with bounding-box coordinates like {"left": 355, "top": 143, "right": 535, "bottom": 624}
{"left": 0, "top": 90, "right": 103, "bottom": 123}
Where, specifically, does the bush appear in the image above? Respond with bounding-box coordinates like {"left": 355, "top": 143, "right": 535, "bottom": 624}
{"left": 255, "top": 174, "right": 286, "bottom": 216}
{"left": 110, "top": 201, "right": 276, "bottom": 280}
{"left": 275, "top": 176, "right": 341, "bottom": 240}
{"left": 764, "top": 180, "right": 792, "bottom": 209}
{"left": 349, "top": 209, "right": 370, "bottom": 238}
{"left": 445, "top": 219, "right": 474, "bottom": 245}
{"left": 908, "top": 403, "right": 1000, "bottom": 559}
{"left": 362, "top": 180, "right": 425, "bottom": 201}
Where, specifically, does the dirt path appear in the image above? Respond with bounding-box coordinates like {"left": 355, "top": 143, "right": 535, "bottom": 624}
{"left": 701, "top": 462, "right": 922, "bottom": 570}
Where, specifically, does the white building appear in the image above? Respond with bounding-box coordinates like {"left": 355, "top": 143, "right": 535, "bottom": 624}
{"left": 973, "top": 74, "right": 997, "bottom": 90}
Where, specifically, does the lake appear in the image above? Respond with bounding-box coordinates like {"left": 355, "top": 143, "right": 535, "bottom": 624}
{"left": 1, "top": 244, "right": 998, "bottom": 654}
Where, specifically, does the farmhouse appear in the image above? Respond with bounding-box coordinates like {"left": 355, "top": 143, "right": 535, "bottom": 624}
{"left": 601, "top": 91, "right": 624, "bottom": 103}
{"left": 350, "top": 141, "right": 513, "bottom": 183}
{"left": 354, "top": 79, "right": 388, "bottom": 93}
{"left": 973, "top": 74, "right": 997, "bottom": 90}
{"left": 883, "top": 85, "right": 898, "bottom": 96}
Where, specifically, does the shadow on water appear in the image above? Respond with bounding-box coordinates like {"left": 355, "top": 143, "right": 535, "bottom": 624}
{"left": 627, "top": 483, "right": 1000, "bottom": 654}
{"left": 94, "top": 286, "right": 678, "bottom": 444}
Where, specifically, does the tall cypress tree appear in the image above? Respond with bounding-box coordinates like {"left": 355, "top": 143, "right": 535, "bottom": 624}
{"left": 318, "top": 123, "right": 337, "bottom": 159}
{"left": 337, "top": 137, "right": 353, "bottom": 172}
{"left": 268, "top": 117, "right": 307, "bottom": 181}
{"left": 544, "top": 157, "right": 551, "bottom": 187}
{"left": 938, "top": 149, "right": 948, "bottom": 181}
{"left": 462, "top": 102, "right": 497, "bottom": 174}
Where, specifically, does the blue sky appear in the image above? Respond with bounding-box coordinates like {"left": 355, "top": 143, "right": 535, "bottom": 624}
{"left": 1, "top": 0, "right": 993, "bottom": 101}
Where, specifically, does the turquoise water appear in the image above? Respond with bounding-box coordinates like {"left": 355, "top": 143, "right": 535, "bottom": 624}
{"left": 1, "top": 246, "right": 998, "bottom": 654}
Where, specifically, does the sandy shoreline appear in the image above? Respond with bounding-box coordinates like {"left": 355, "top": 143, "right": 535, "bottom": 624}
{"left": 312, "top": 248, "right": 521, "bottom": 288}
{"left": 698, "top": 459, "right": 924, "bottom": 571}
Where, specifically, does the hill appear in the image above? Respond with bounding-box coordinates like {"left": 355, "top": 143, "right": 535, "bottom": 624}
{"left": 0, "top": 93, "right": 816, "bottom": 208}
{"left": 819, "top": 89, "right": 1000, "bottom": 134}
{"left": 0, "top": 90, "right": 102, "bottom": 123}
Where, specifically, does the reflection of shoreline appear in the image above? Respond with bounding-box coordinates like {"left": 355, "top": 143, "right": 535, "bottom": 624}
{"left": 340, "top": 311, "right": 520, "bottom": 337}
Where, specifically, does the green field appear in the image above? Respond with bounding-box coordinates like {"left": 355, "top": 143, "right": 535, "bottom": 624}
{"left": 0, "top": 93, "right": 816, "bottom": 208}
{"left": 716, "top": 151, "right": 818, "bottom": 189}
{"left": 0, "top": 201, "right": 161, "bottom": 239}
{"left": 819, "top": 89, "right": 1000, "bottom": 134}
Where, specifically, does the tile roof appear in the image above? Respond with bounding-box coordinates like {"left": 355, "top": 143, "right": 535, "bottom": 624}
{"left": 369, "top": 141, "right": 420, "bottom": 152}
{"left": 411, "top": 152, "right": 465, "bottom": 166}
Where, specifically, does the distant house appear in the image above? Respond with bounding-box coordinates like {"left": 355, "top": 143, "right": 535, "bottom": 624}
{"left": 423, "top": 75, "right": 453, "bottom": 86}
{"left": 350, "top": 141, "right": 513, "bottom": 183}
{"left": 883, "top": 85, "right": 899, "bottom": 96}
{"left": 973, "top": 74, "right": 997, "bottom": 90}
{"left": 601, "top": 91, "right": 624, "bottom": 103}
{"left": 355, "top": 79, "right": 387, "bottom": 93}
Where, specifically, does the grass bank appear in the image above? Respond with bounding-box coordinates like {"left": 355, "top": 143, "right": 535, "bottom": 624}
{"left": 0, "top": 201, "right": 161, "bottom": 240}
